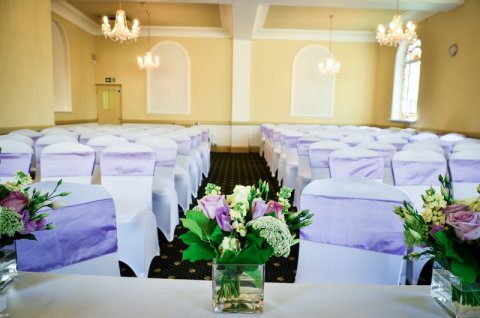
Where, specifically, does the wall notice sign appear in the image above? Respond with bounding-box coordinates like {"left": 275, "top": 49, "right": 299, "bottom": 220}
{"left": 105, "top": 77, "right": 115, "bottom": 83}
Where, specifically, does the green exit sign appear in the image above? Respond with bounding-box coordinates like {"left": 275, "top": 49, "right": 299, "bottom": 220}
{"left": 105, "top": 77, "right": 115, "bottom": 83}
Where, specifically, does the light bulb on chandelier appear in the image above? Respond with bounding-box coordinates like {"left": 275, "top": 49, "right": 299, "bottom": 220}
{"left": 376, "top": 0, "right": 417, "bottom": 47}
{"left": 318, "top": 14, "right": 340, "bottom": 75}
{"left": 101, "top": 2, "right": 140, "bottom": 43}
{"left": 137, "top": 10, "right": 160, "bottom": 70}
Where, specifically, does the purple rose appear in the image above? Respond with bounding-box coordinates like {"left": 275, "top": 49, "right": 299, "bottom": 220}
{"left": 215, "top": 206, "right": 234, "bottom": 232}
{"left": 20, "top": 210, "right": 36, "bottom": 234}
{"left": 266, "top": 201, "right": 284, "bottom": 219}
{"left": 444, "top": 204, "right": 480, "bottom": 240}
{"left": 198, "top": 195, "right": 228, "bottom": 219}
{"left": 0, "top": 191, "right": 29, "bottom": 213}
{"left": 430, "top": 225, "right": 445, "bottom": 238}
{"left": 251, "top": 198, "right": 268, "bottom": 219}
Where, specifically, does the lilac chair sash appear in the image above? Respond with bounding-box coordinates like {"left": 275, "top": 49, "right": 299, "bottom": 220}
{"left": 41, "top": 152, "right": 95, "bottom": 177}
{"left": 300, "top": 195, "right": 406, "bottom": 255}
{"left": 201, "top": 131, "right": 209, "bottom": 143}
{"left": 449, "top": 159, "right": 480, "bottom": 183}
{"left": 309, "top": 149, "right": 337, "bottom": 168}
{"left": 0, "top": 153, "right": 32, "bottom": 176}
{"left": 392, "top": 160, "right": 446, "bottom": 186}
{"left": 154, "top": 148, "right": 177, "bottom": 167}
{"left": 101, "top": 152, "right": 156, "bottom": 176}
{"left": 285, "top": 135, "right": 302, "bottom": 149}
{"left": 272, "top": 131, "right": 280, "bottom": 141}
{"left": 329, "top": 156, "right": 384, "bottom": 179}
{"left": 176, "top": 139, "right": 191, "bottom": 155}
{"left": 297, "top": 138, "right": 319, "bottom": 156}
{"left": 16, "top": 182, "right": 117, "bottom": 272}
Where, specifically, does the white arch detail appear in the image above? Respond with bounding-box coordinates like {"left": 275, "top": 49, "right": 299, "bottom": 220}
{"left": 147, "top": 41, "right": 191, "bottom": 114}
{"left": 52, "top": 20, "right": 72, "bottom": 112}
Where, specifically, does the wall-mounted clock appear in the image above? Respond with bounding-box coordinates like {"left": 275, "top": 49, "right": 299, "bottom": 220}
{"left": 449, "top": 44, "right": 458, "bottom": 57}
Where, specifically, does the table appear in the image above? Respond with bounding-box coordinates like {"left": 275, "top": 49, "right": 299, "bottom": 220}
{"left": 4, "top": 272, "right": 448, "bottom": 318}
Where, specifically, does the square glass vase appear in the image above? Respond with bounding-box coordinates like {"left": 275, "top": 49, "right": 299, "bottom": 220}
{"left": 430, "top": 262, "right": 480, "bottom": 318}
{"left": 0, "top": 246, "right": 17, "bottom": 291}
{"left": 212, "top": 263, "right": 265, "bottom": 313}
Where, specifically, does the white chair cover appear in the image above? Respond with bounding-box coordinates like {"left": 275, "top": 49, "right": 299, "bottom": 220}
{"left": 391, "top": 149, "right": 447, "bottom": 285}
{"left": 402, "top": 141, "right": 444, "bottom": 154}
{"left": 120, "top": 131, "right": 151, "bottom": 142}
{"left": 409, "top": 132, "right": 438, "bottom": 142}
{"left": 449, "top": 150, "right": 480, "bottom": 199}
{"left": 451, "top": 142, "right": 480, "bottom": 154}
{"left": 270, "top": 129, "right": 282, "bottom": 177}
{"left": 297, "top": 176, "right": 408, "bottom": 285}
{"left": 0, "top": 140, "right": 33, "bottom": 183}
{"left": 376, "top": 135, "right": 408, "bottom": 151}
{"left": 170, "top": 131, "right": 200, "bottom": 198}
{"left": 329, "top": 148, "right": 385, "bottom": 181}
{"left": 357, "top": 141, "right": 397, "bottom": 185}
{"left": 197, "top": 126, "right": 211, "bottom": 177}
{"left": 9, "top": 129, "right": 42, "bottom": 143}
{"left": 293, "top": 135, "right": 322, "bottom": 208}
{"left": 1, "top": 133, "right": 34, "bottom": 147}
{"left": 282, "top": 132, "right": 304, "bottom": 189}
{"left": 86, "top": 135, "right": 129, "bottom": 184}
{"left": 100, "top": 143, "right": 159, "bottom": 277}
{"left": 40, "top": 142, "right": 95, "bottom": 184}
{"left": 34, "top": 135, "right": 79, "bottom": 181}
{"left": 308, "top": 140, "right": 350, "bottom": 181}
{"left": 165, "top": 133, "right": 193, "bottom": 212}
{"left": 16, "top": 181, "right": 120, "bottom": 276}
{"left": 340, "top": 135, "right": 374, "bottom": 147}
{"left": 137, "top": 136, "right": 179, "bottom": 242}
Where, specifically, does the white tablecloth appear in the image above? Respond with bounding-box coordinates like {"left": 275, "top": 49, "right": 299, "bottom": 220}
{"left": 5, "top": 272, "right": 448, "bottom": 318}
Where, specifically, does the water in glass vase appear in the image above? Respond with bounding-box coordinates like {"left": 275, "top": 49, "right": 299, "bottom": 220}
{"left": 212, "top": 263, "right": 265, "bottom": 313}
{"left": 431, "top": 263, "right": 480, "bottom": 318}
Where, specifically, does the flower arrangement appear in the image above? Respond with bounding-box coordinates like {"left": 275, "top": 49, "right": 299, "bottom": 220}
{"left": 394, "top": 174, "right": 480, "bottom": 313}
{"left": 180, "top": 181, "right": 313, "bottom": 265}
{"left": 180, "top": 181, "right": 313, "bottom": 312}
{"left": 0, "top": 171, "right": 69, "bottom": 252}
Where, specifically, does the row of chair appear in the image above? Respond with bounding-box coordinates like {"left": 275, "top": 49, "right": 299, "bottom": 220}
{"left": 0, "top": 123, "right": 211, "bottom": 278}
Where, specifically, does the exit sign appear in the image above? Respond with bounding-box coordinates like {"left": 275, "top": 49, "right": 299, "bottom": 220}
{"left": 105, "top": 77, "right": 115, "bottom": 83}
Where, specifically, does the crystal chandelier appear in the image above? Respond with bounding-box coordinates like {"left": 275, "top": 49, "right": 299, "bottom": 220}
{"left": 376, "top": 0, "right": 417, "bottom": 47}
{"left": 319, "top": 15, "right": 340, "bottom": 75}
{"left": 137, "top": 10, "right": 160, "bottom": 70}
{"left": 102, "top": 2, "right": 140, "bottom": 43}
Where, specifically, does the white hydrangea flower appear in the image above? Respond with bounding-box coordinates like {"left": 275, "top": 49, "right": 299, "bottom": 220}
{"left": 247, "top": 216, "right": 292, "bottom": 257}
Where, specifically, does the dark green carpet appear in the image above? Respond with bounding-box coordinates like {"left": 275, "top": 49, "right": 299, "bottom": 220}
{"left": 120, "top": 152, "right": 299, "bottom": 283}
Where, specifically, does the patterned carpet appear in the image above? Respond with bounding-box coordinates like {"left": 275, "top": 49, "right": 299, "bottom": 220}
{"left": 120, "top": 152, "right": 299, "bottom": 283}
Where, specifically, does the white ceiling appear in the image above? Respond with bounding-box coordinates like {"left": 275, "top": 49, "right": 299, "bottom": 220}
{"left": 52, "top": 0, "right": 464, "bottom": 42}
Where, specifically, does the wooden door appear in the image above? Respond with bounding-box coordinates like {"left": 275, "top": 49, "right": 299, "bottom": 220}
{"left": 97, "top": 84, "right": 122, "bottom": 124}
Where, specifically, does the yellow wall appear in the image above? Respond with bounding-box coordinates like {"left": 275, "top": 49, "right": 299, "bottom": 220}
{"left": 0, "top": 0, "right": 54, "bottom": 129}
{"left": 94, "top": 36, "right": 232, "bottom": 123}
{"left": 250, "top": 40, "right": 378, "bottom": 125}
{"left": 52, "top": 14, "right": 97, "bottom": 123}
{"left": 373, "top": 0, "right": 480, "bottom": 135}
{"left": 413, "top": 0, "right": 480, "bottom": 135}
{"left": 372, "top": 46, "right": 397, "bottom": 127}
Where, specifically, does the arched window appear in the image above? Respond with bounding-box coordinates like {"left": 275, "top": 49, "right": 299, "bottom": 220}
{"left": 291, "top": 45, "right": 335, "bottom": 117}
{"left": 51, "top": 20, "right": 72, "bottom": 112}
{"left": 391, "top": 39, "right": 421, "bottom": 121}
{"left": 147, "top": 41, "right": 190, "bottom": 114}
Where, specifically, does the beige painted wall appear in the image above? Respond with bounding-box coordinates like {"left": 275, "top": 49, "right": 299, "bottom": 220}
{"left": 372, "top": 46, "right": 397, "bottom": 127}
{"left": 0, "top": 0, "right": 54, "bottom": 129}
{"left": 413, "top": 0, "right": 480, "bottom": 135}
{"left": 373, "top": 0, "right": 480, "bottom": 135}
{"left": 94, "top": 36, "right": 232, "bottom": 123}
{"left": 52, "top": 13, "right": 97, "bottom": 123}
{"left": 250, "top": 40, "right": 378, "bottom": 125}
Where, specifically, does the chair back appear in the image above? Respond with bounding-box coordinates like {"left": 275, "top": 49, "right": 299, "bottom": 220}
{"left": 340, "top": 135, "right": 374, "bottom": 147}
{"left": 409, "top": 132, "right": 438, "bottom": 142}
{"left": 87, "top": 135, "right": 129, "bottom": 184}
{"left": 357, "top": 141, "right": 396, "bottom": 184}
{"left": 40, "top": 142, "right": 95, "bottom": 184}
{"left": 452, "top": 142, "right": 480, "bottom": 154}
{"left": 137, "top": 136, "right": 178, "bottom": 187}
{"left": 297, "top": 176, "right": 408, "bottom": 284}
{"left": 308, "top": 140, "right": 349, "bottom": 180}
{"left": 402, "top": 141, "right": 444, "bottom": 154}
{"left": 329, "top": 148, "right": 384, "bottom": 181}
{"left": 449, "top": 150, "right": 480, "bottom": 199}
{"left": 392, "top": 149, "right": 446, "bottom": 210}
{"left": 16, "top": 181, "right": 119, "bottom": 276}
{"left": 0, "top": 140, "right": 33, "bottom": 182}
{"left": 9, "top": 129, "right": 42, "bottom": 143}
{"left": 0, "top": 133, "right": 34, "bottom": 146}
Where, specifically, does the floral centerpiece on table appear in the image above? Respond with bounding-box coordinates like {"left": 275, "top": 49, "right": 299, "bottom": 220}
{"left": 394, "top": 174, "right": 480, "bottom": 314}
{"left": 0, "top": 171, "right": 69, "bottom": 282}
{"left": 180, "top": 181, "right": 313, "bottom": 313}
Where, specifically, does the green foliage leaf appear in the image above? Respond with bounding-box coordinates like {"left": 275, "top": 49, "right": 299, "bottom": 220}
{"left": 181, "top": 218, "right": 204, "bottom": 240}
{"left": 451, "top": 260, "right": 478, "bottom": 284}
{"left": 179, "top": 231, "right": 204, "bottom": 246}
{"left": 210, "top": 225, "right": 224, "bottom": 245}
{"left": 0, "top": 185, "right": 11, "bottom": 201}
{"left": 182, "top": 243, "right": 215, "bottom": 262}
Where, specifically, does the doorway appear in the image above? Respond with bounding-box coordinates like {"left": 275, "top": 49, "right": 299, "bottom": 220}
{"left": 96, "top": 84, "right": 122, "bottom": 124}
